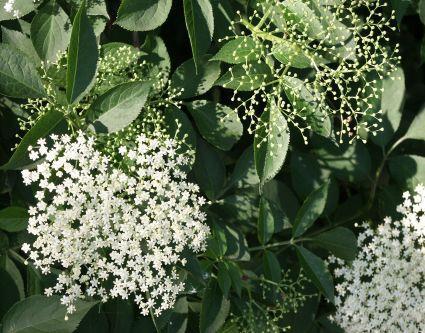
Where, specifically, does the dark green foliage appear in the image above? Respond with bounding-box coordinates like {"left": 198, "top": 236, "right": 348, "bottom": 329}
{"left": 0, "top": 0, "right": 424, "bottom": 332}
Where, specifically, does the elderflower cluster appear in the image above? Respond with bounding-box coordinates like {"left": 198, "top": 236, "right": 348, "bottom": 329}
{"left": 329, "top": 184, "right": 425, "bottom": 332}
{"left": 21, "top": 132, "right": 209, "bottom": 316}
{"left": 219, "top": 0, "right": 399, "bottom": 144}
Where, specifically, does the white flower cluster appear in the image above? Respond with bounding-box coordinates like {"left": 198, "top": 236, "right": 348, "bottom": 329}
{"left": 21, "top": 132, "right": 209, "bottom": 316}
{"left": 330, "top": 184, "right": 425, "bottom": 333}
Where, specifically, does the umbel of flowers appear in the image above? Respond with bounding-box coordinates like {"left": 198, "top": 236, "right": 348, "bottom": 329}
{"left": 330, "top": 184, "right": 425, "bottom": 332}
{"left": 216, "top": 0, "right": 400, "bottom": 144}
{"left": 21, "top": 132, "right": 209, "bottom": 317}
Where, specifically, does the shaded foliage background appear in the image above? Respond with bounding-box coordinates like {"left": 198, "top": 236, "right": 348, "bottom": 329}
{"left": 0, "top": 0, "right": 424, "bottom": 332}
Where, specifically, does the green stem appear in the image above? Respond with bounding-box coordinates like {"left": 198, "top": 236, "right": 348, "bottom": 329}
{"left": 240, "top": 18, "right": 282, "bottom": 44}
{"left": 367, "top": 135, "right": 406, "bottom": 210}
{"left": 248, "top": 237, "right": 309, "bottom": 252}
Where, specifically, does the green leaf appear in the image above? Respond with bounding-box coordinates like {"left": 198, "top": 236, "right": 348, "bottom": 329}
{"left": 217, "top": 262, "right": 231, "bottom": 297}
{"left": 167, "top": 297, "right": 188, "bottom": 333}
{"left": 186, "top": 100, "right": 242, "bottom": 151}
{"left": 272, "top": 40, "right": 315, "bottom": 69}
{"left": 206, "top": 223, "right": 228, "bottom": 259}
{"left": 216, "top": 62, "right": 271, "bottom": 91}
{"left": 292, "top": 181, "right": 330, "bottom": 238}
{"left": 31, "top": 2, "right": 71, "bottom": 63}
{"left": 404, "top": 107, "right": 425, "bottom": 141}
{"left": 1, "top": 27, "right": 40, "bottom": 63}
{"left": 0, "top": 44, "right": 45, "bottom": 98}
{"left": 26, "top": 264, "right": 42, "bottom": 296}
{"left": 213, "top": 192, "right": 259, "bottom": 226}
{"left": 0, "top": 267, "right": 20, "bottom": 322}
{"left": 140, "top": 35, "right": 171, "bottom": 82}
{"left": 183, "top": 0, "right": 214, "bottom": 71}
{"left": 1, "top": 295, "right": 98, "bottom": 333}
{"left": 314, "top": 139, "right": 371, "bottom": 183}
{"left": 226, "top": 261, "right": 242, "bottom": 297}
{"left": 211, "top": 36, "right": 259, "bottom": 64}
{"left": 0, "top": 0, "right": 36, "bottom": 21}
{"left": 223, "top": 225, "right": 250, "bottom": 262}
{"left": 104, "top": 300, "right": 133, "bottom": 333}
{"left": 194, "top": 139, "right": 226, "bottom": 201}
{"left": 371, "top": 68, "right": 405, "bottom": 147}
{"left": 1, "top": 110, "right": 65, "bottom": 170}
{"left": 295, "top": 246, "right": 334, "bottom": 303}
{"left": 74, "top": 307, "right": 109, "bottom": 333}
{"left": 199, "top": 279, "right": 230, "bottom": 333}
{"left": 281, "top": 1, "right": 325, "bottom": 40}
{"left": 313, "top": 227, "right": 358, "bottom": 261}
{"left": 66, "top": 0, "right": 98, "bottom": 104}
{"left": 263, "top": 250, "right": 282, "bottom": 283}
{"left": 227, "top": 146, "right": 260, "bottom": 189}
{"left": 0, "top": 207, "right": 28, "bottom": 232}
{"left": 0, "top": 231, "right": 8, "bottom": 253}
{"left": 262, "top": 180, "right": 299, "bottom": 224}
{"left": 86, "top": 81, "right": 150, "bottom": 133}
{"left": 254, "top": 99, "right": 290, "bottom": 186}
{"left": 258, "top": 197, "right": 285, "bottom": 244}
{"left": 4, "top": 256, "right": 25, "bottom": 300}
{"left": 170, "top": 55, "right": 221, "bottom": 99}
{"left": 211, "top": 0, "right": 234, "bottom": 41}
{"left": 390, "top": 0, "right": 411, "bottom": 25}
{"left": 116, "top": 0, "right": 172, "bottom": 32}
{"left": 283, "top": 76, "right": 331, "bottom": 138}
{"left": 389, "top": 155, "right": 425, "bottom": 190}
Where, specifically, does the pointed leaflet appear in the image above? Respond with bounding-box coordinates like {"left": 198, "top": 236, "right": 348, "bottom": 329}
{"left": 193, "top": 139, "right": 226, "bottom": 201}
{"left": 2, "top": 295, "right": 98, "bottom": 333}
{"left": 0, "top": 44, "right": 45, "bottom": 98}
{"left": 31, "top": 1, "right": 71, "bottom": 63}
{"left": 313, "top": 227, "right": 358, "bottom": 261}
{"left": 183, "top": 0, "right": 214, "bottom": 72}
{"left": 1, "top": 110, "right": 65, "bottom": 170}
{"left": 66, "top": 0, "right": 98, "bottom": 104}
{"left": 217, "top": 262, "right": 231, "bottom": 297}
{"left": 170, "top": 55, "right": 220, "bottom": 99}
{"left": 0, "top": 0, "right": 35, "bottom": 21}
{"left": 404, "top": 107, "right": 425, "bottom": 141}
{"left": 211, "top": 36, "right": 259, "bottom": 64}
{"left": 258, "top": 197, "right": 285, "bottom": 244}
{"left": 295, "top": 246, "right": 335, "bottom": 303}
{"left": 263, "top": 250, "right": 282, "bottom": 282}
{"left": 1, "top": 27, "right": 40, "bottom": 63}
{"left": 116, "top": 0, "right": 172, "bottom": 32}
{"left": 292, "top": 181, "right": 330, "bottom": 238}
{"left": 216, "top": 62, "right": 271, "bottom": 91}
{"left": 371, "top": 68, "right": 405, "bottom": 147}
{"left": 254, "top": 99, "right": 290, "bottom": 186}
{"left": 186, "top": 100, "right": 243, "bottom": 151}
{"left": 0, "top": 207, "right": 28, "bottom": 233}
{"left": 86, "top": 81, "right": 151, "bottom": 133}
{"left": 0, "top": 268, "right": 20, "bottom": 322}
{"left": 199, "top": 279, "right": 230, "bottom": 333}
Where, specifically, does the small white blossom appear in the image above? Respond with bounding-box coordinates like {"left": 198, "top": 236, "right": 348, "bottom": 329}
{"left": 21, "top": 132, "right": 209, "bottom": 316}
{"left": 331, "top": 184, "right": 425, "bottom": 333}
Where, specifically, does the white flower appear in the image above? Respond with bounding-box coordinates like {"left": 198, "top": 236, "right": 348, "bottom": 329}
{"left": 3, "top": 0, "right": 14, "bottom": 13}
{"left": 21, "top": 132, "right": 209, "bottom": 316}
{"left": 331, "top": 184, "right": 425, "bottom": 333}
